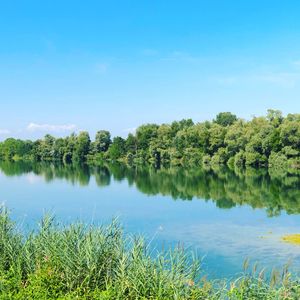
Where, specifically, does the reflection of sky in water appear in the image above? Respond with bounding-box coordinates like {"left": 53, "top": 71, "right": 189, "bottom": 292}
{"left": 1, "top": 170, "right": 300, "bottom": 279}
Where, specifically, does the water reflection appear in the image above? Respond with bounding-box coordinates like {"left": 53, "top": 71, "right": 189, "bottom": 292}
{"left": 0, "top": 161, "right": 299, "bottom": 217}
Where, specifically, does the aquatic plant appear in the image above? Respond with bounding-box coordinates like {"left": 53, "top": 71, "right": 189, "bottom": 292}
{"left": 282, "top": 234, "right": 300, "bottom": 245}
{"left": 0, "top": 206, "right": 300, "bottom": 299}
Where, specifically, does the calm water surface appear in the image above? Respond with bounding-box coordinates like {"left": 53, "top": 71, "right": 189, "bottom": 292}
{"left": 0, "top": 161, "right": 300, "bottom": 279}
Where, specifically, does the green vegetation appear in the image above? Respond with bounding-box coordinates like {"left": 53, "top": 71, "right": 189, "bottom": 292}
{"left": 0, "top": 110, "right": 299, "bottom": 169}
{"left": 0, "top": 207, "right": 299, "bottom": 299}
{"left": 1, "top": 161, "right": 299, "bottom": 217}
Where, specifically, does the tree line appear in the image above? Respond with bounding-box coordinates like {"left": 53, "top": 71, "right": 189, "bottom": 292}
{"left": 0, "top": 110, "right": 299, "bottom": 169}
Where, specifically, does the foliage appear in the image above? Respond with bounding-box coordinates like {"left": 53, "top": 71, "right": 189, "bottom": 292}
{"left": 0, "top": 110, "right": 299, "bottom": 169}
{"left": 94, "top": 130, "right": 111, "bottom": 153}
{"left": 214, "top": 112, "right": 237, "bottom": 127}
{"left": 107, "top": 137, "right": 126, "bottom": 161}
{"left": 73, "top": 131, "right": 91, "bottom": 162}
{"left": 0, "top": 207, "right": 300, "bottom": 299}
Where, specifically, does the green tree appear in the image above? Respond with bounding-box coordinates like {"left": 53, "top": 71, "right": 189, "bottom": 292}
{"left": 0, "top": 110, "right": 299, "bottom": 170}
{"left": 214, "top": 112, "right": 237, "bottom": 127}
{"left": 94, "top": 130, "right": 111, "bottom": 153}
{"left": 266, "top": 109, "right": 283, "bottom": 127}
{"left": 136, "top": 124, "right": 158, "bottom": 151}
{"left": 73, "top": 132, "right": 91, "bottom": 162}
{"left": 225, "top": 120, "right": 247, "bottom": 156}
{"left": 125, "top": 134, "right": 137, "bottom": 154}
{"left": 208, "top": 124, "right": 226, "bottom": 154}
{"left": 108, "top": 137, "right": 126, "bottom": 160}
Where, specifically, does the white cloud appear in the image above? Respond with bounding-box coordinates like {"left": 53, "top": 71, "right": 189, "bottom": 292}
{"left": 26, "top": 123, "right": 77, "bottom": 133}
{"left": 0, "top": 129, "right": 10, "bottom": 135}
{"left": 26, "top": 173, "right": 42, "bottom": 184}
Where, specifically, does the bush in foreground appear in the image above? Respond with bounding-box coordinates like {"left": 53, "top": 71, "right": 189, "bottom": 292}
{"left": 0, "top": 207, "right": 299, "bottom": 299}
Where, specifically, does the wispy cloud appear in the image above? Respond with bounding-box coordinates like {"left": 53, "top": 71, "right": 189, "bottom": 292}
{"left": 26, "top": 123, "right": 77, "bottom": 133}
{"left": 0, "top": 129, "right": 10, "bottom": 135}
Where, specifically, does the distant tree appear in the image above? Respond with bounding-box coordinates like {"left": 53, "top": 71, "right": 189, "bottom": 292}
{"left": 73, "top": 131, "right": 91, "bottom": 162}
{"left": 40, "top": 134, "right": 55, "bottom": 160}
{"left": 280, "top": 119, "right": 300, "bottom": 149}
{"left": 0, "top": 110, "right": 299, "bottom": 170}
{"left": 94, "top": 130, "right": 111, "bottom": 152}
{"left": 125, "top": 134, "right": 137, "bottom": 154}
{"left": 136, "top": 124, "right": 159, "bottom": 151}
{"left": 108, "top": 137, "right": 126, "bottom": 160}
{"left": 224, "top": 120, "right": 247, "bottom": 156}
{"left": 266, "top": 109, "right": 283, "bottom": 127}
{"left": 0, "top": 138, "right": 32, "bottom": 161}
{"left": 170, "top": 119, "right": 194, "bottom": 136}
{"left": 208, "top": 123, "right": 226, "bottom": 154}
{"left": 214, "top": 112, "right": 237, "bottom": 127}
{"left": 53, "top": 138, "right": 67, "bottom": 161}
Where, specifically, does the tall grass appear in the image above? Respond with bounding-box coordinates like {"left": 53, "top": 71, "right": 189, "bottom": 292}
{"left": 0, "top": 207, "right": 299, "bottom": 299}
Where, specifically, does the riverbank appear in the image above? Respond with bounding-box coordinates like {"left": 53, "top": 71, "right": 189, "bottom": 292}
{"left": 0, "top": 207, "right": 299, "bottom": 299}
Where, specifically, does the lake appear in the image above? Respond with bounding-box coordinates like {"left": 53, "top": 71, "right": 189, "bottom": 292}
{"left": 0, "top": 161, "right": 300, "bottom": 279}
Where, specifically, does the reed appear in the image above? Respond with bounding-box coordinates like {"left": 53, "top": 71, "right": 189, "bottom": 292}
{"left": 0, "top": 207, "right": 299, "bottom": 299}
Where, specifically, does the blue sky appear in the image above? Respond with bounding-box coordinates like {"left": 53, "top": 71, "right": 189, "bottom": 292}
{"left": 0, "top": 0, "right": 300, "bottom": 140}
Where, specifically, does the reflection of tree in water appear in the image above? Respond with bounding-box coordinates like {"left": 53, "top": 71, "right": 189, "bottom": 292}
{"left": 0, "top": 161, "right": 91, "bottom": 186}
{"left": 0, "top": 161, "right": 33, "bottom": 176}
{"left": 0, "top": 161, "right": 299, "bottom": 217}
{"left": 94, "top": 166, "right": 110, "bottom": 186}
